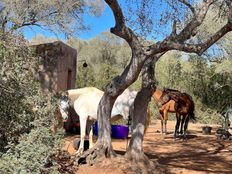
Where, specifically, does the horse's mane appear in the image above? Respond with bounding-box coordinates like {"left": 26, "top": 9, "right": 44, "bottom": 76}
{"left": 162, "top": 88, "right": 183, "bottom": 101}
{"left": 163, "top": 88, "right": 181, "bottom": 94}
{"left": 163, "top": 89, "right": 195, "bottom": 108}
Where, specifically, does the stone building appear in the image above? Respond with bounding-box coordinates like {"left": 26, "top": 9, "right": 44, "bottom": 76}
{"left": 34, "top": 41, "right": 77, "bottom": 92}
{"left": 33, "top": 41, "right": 79, "bottom": 133}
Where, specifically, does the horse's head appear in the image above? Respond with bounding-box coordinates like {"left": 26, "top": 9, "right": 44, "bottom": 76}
{"left": 59, "top": 91, "right": 70, "bottom": 121}
{"left": 152, "top": 88, "right": 163, "bottom": 101}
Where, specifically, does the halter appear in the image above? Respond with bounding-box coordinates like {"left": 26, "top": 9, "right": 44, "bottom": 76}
{"left": 60, "top": 95, "right": 70, "bottom": 120}
{"left": 153, "top": 89, "right": 171, "bottom": 108}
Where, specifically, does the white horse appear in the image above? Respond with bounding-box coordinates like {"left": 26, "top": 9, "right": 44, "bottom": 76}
{"left": 223, "top": 108, "right": 232, "bottom": 133}
{"left": 59, "top": 87, "right": 137, "bottom": 154}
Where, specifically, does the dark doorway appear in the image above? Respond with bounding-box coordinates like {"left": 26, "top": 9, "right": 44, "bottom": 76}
{"left": 67, "top": 69, "right": 72, "bottom": 89}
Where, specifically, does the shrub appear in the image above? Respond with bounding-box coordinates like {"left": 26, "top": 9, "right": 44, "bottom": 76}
{"left": 0, "top": 33, "right": 63, "bottom": 173}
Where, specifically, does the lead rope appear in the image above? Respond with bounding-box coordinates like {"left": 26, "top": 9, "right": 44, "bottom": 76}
{"left": 126, "top": 115, "right": 132, "bottom": 149}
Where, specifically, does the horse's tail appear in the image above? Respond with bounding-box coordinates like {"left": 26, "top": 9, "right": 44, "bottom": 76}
{"left": 188, "top": 95, "right": 196, "bottom": 122}
{"left": 189, "top": 110, "right": 196, "bottom": 122}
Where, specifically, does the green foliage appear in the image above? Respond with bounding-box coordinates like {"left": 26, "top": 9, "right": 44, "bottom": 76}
{"left": 0, "top": 0, "right": 104, "bottom": 35}
{"left": 156, "top": 51, "right": 185, "bottom": 91}
{"left": 67, "top": 32, "right": 130, "bottom": 70}
{"left": 68, "top": 32, "right": 132, "bottom": 90}
{"left": 76, "top": 63, "right": 97, "bottom": 88}
{"left": 0, "top": 34, "right": 38, "bottom": 151}
{"left": 70, "top": 31, "right": 232, "bottom": 124}
{"left": 0, "top": 127, "right": 62, "bottom": 174}
{"left": 95, "top": 63, "right": 120, "bottom": 90}
{"left": 0, "top": 33, "right": 63, "bottom": 173}
{"left": 156, "top": 51, "right": 232, "bottom": 124}
{"left": 76, "top": 59, "right": 120, "bottom": 90}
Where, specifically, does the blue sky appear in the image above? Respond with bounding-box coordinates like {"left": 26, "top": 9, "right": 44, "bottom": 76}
{"left": 23, "top": 1, "right": 174, "bottom": 42}
{"left": 24, "top": 5, "right": 114, "bottom": 41}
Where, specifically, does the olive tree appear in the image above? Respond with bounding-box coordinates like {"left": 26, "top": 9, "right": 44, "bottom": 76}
{"left": 0, "top": 0, "right": 104, "bottom": 172}
{"left": 77, "top": 0, "right": 232, "bottom": 168}
{"left": 0, "top": 0, "right": 104, "bottom": 35}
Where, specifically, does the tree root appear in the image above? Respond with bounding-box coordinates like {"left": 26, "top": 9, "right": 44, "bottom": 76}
{"left": 73, "top": 145, "right": 163, "bottom": 174}
{"left": 73, "top": 144, "right": 117, "bottom": 166}
{"left": 124, "top": 151, "right": 163, "bottom": 174}
{"left": 95, "top": 153, "right": 162, "bottom": 174}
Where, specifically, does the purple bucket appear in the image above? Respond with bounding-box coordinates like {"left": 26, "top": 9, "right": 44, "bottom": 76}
{"left": 111, "top": 125, "right": 129, "bottom": 139}
{"left": 93, "top": 122, "right": 98, "bottom": 136}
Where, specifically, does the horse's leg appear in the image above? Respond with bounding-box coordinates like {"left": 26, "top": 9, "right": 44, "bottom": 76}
{"left": 86, "top": 120, "right": 94, "bottom": 149}
{"left": 180, "top": 115, "right": 185, "bottom": 135}
{"left": 160, "top": 111, "right": 164, "bottom": 134}
{"left": 174, "top": 113, "right": 181, "bottom": 138}
{"left": 183, "top": 116, "right": 190, "bottom": 139}
{"left": 77, "top": 116, "right": 87, "bottom": 155}
{"left": 163, "top": 110, "right": 168, "bottom": 134}
{"left": 89, "top": 125, "right": 94, "bottom": 149}
{"left": 160, "top": 118, "right": 164, "bottom": 134}
{"left": 164, "top": 120, "right": 168, "bottom": 134}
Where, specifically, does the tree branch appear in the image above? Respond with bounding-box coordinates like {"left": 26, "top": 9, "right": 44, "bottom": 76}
{"left": 178, "top": 0, "right": 195, "bottom": 14}
{"left": 166, "top": 22, "right": 232, "bottom": 55}
{"left": 176, "top": 0, "right": 214, "bottom": 42}
{"left": 11, "top": 19, "right": 41, "bottom": 31}
{"left": 144, "top": 0, "right": 223, "bottom": 56}
{"left": 104, "top": 0, "right": 138, "bottom": 45}
{"left": 10, "top": 11, "right": 58, "bottom": 32}
{"left": 227, "top": 1, "right": 232, "bottom": 24}
{"left": 171, "top": 20, "right": 177, "bottom": 36}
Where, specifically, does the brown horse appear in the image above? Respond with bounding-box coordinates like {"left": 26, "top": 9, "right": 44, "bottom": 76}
{"left": 152, "top": 88, "right": 195, "bottom": 139}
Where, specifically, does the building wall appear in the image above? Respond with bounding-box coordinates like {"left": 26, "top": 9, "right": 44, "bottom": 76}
{"left": 34, "top": 41, "right": 77, "bottom": 92}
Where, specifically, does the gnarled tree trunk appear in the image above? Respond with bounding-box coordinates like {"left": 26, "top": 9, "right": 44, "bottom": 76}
{"left": 96, "top": 51, "right": 148, "bottom": 157}
{"left": 76, "top": 51, "right": 150, "bottom": 163}
{"left": 126, "top": 57, "right": 158, "bottom": 161}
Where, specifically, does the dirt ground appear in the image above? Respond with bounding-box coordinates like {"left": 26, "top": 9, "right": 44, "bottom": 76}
{"left": 63, "top": 120, "right": 232, "bottom": 174}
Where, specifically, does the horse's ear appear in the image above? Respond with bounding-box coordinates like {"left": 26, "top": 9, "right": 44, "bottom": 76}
{"left": 60, "top": 91, "right": 70, "bottom": 102}
{"left": 64, "top": 91, "right": 69, "bottom": 97}
{"left": 53, "top": 91, "right": 62, "bottom": 98}
{"left": 56, "top": 91, "right": 69, "bottom": 99}
{"left": 60, "top": 91, "right": 68, "bottom": 96}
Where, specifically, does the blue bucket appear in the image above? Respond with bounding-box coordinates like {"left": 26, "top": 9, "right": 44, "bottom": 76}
{"left": 93, "top": 122, "right": 129, "bottom": 139}
{"left": 93, "top": 121, "right": 98, "bottom": 136}
{"left": 111, "top": 124, "right": 129, "bottom": 139}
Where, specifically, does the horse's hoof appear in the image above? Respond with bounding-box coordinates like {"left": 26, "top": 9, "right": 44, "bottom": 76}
{"left": 181, "top": 137, "right": 187, "bottom": 141}
{"left": 75, "top": 148, "right": 84, "bottom": 156}
{"left": 89, "top": 144, "right": 93, "bottom": 149}
{"left": 75, "top": 151, "right": 81, "bottom": 157}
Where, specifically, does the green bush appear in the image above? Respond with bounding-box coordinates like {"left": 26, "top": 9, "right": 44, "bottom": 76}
{"left": 0, "top": 33, "right": 63, "bottom": 173}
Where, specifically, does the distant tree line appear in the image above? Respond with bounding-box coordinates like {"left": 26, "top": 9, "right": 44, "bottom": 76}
{"left": 64, "top": 30, "right": 232, "bottom": 124}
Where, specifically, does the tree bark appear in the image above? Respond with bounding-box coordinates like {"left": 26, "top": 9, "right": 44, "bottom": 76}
{"left": 126, "top": 57, "right": 158, "bottom": 161}
{"left": 96, "top": 50, "right": 148, "bottom": 157}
